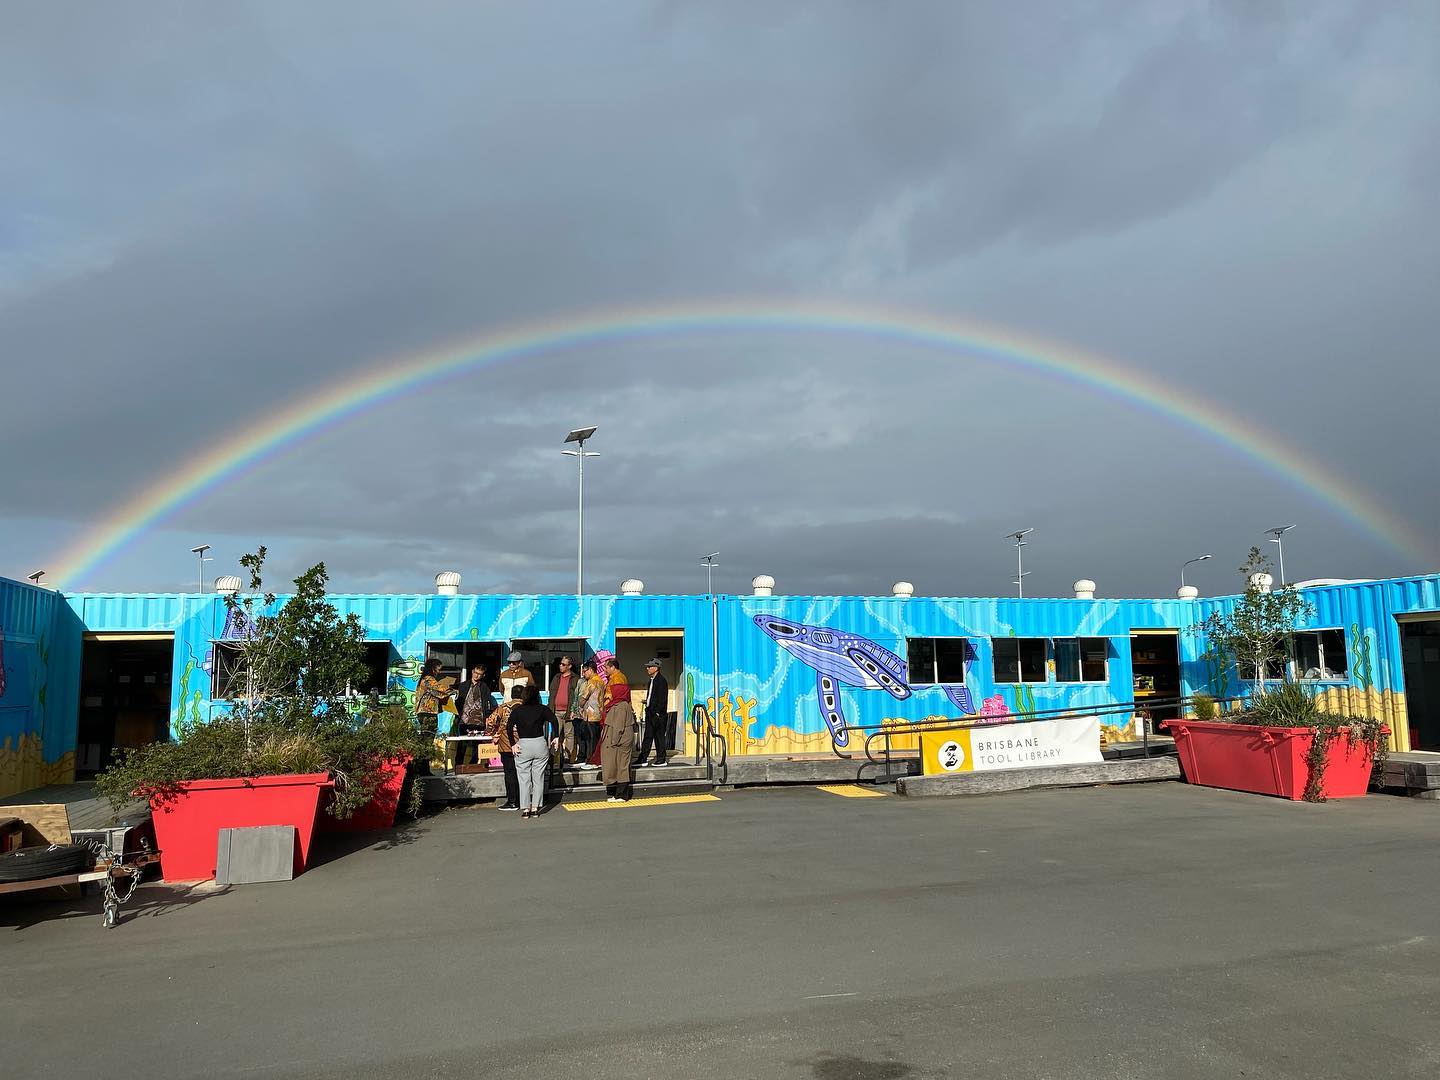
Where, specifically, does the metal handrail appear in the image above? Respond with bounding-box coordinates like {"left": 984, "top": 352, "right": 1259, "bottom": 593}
{"left": 691, "top": 703, "right": 727, "bottom": 787}
{"left": 860, "top": 694, "right": 1242, "bottom": 774}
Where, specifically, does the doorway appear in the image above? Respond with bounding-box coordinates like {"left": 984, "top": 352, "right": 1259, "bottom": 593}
{"left": 616, "top": 630, "right": 684, "bottom": 754}
{"left": 77, "top": 635, "right": 174, "bottom": 776}
{"left": 426, "top": 640, "right": 508, "bottom": 686}
{"left": 1130, "top": 630, "right": 1181, "bottom": 731}
{"left": 1400, "top": 618, "right": 1440, "bottom": 751}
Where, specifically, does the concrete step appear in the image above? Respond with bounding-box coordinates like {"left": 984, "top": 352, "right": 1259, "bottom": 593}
{"left": 421, "top": 763, "right": 716, "bottom": 804}
{"left": 552, "top": 764, "right": 709, "bottom": 788}
{"left": 556, "top": 779, "right": 715, "bottom": 803}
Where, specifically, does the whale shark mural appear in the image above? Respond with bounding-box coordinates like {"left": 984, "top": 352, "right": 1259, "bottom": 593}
{"left": 753, "top": 615, "right": 973, "bottom": 748}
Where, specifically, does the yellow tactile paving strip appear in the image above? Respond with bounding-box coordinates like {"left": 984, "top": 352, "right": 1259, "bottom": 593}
{"left": 815, "top": 784, "right": 891, "bottom": 798}
{"left": 562, "top": 794, "right": 721, "bottom": 812}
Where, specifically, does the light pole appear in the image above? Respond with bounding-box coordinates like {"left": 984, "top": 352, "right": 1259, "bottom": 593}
{"left": 1005, "top": 529, "right": 1033, "bottom": 598}
{"left": 26, "top": 570, "right": 45, "bottom": 587}
{"left": 701, "top": 553, "right": 720, "bottom": 763}
{"left": 561, "top": 426, "right": 599, "bottom": 595}
{"left": 1266, "top": 525, "right": 1296, "bottom": 586}
{"left": 1181, "top": 553, "right": 1212, "bottom": 590}
{"left": 190, "top": 544, "right": 212, "bottom": 594}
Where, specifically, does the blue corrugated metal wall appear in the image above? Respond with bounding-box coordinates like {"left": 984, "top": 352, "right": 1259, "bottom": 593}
{"left": 52, "top": 572, "right": 1440, "bottom": 769}
{"left": 1, "top": 576, "right": 83, "bottom": 797}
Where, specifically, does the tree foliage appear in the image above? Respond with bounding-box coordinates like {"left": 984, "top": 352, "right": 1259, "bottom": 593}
{"left": 1194, "top": 547, "right": 1313, "bottom": 691}
{"left": 98, "top": 548, "right": 431, "bottom": 820}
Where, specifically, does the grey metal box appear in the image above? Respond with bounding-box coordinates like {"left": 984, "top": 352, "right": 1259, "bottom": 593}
{"left": 215, "top": 825, "right": 296, "bottom": 885}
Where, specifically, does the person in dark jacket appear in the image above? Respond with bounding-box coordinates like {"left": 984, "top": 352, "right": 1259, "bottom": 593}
{"left": 634, "top": 658, "right": 670, "bottom": 767}
{"left": 452, "top": 664, "right": 494, "bottom": 767}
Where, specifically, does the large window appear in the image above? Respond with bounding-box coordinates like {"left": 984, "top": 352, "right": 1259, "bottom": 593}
{"left": 993, "top": 637, "right": 1047, "bottom": 683}
{"left": 211, "top": 641, "right": 248, "bottom": 700}
{"left": 1238, "top": 651, "right": 1289, "bottom": 682}
{"left": 1054, "top": 638, "right": 1109, "bottom": 683}
{"left": 1292, "top": 629, "right": 1348, "bottom": 680}
{"left": 906, "top": 638, "right": 969, "bottom": 684}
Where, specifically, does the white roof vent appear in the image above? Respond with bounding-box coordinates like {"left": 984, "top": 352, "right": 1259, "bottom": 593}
{"left": 620, "top": 578, "right": 644, "bottom": 596}
{"left": 1177, "top": 585, "right": 1200, "bottom": 600}
{"left": 1074, "top": 579, "right": 1096, "bottom": 600}
{"left": 1248, "top": 572, "right": 1273, "bottom": 594}
{"left": 214, "top": 575, "right": 243, "bottom": 596}
{"left": 892, "top": 581, "right": 914, "bottom": 599}
{"left": 435, "top": 571, "right": 462, "bottom": 596}
{"left": 752, "top": 574, "right": 775, "bottom": 597}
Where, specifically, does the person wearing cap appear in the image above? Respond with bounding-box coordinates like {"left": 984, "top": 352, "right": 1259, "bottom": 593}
{"left": 498, "top": 650, "right": 536, "bottom": 702}
{"left": 634, "top": 657, "right": 671, "bottom": 767}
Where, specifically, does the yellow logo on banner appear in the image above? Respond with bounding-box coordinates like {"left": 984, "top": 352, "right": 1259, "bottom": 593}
{"left": 919, "top": 728, "right": 974, "bottom": 775}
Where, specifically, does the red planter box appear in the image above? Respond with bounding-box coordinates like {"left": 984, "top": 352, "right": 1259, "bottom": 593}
{"left": 1162, "top": 720, "right": 1383, "bottom": 801}
{"left": 147, "top": 772, "right": 332, "bottom": 881}
{"left": 321, "top": 755, "right": 411, "bottom": 832}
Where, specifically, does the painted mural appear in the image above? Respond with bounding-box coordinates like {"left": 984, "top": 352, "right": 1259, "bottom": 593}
{"left": 0, "top": 579, "right": 82, "bottom": 798}
{"left": 0, "top": 570, "right": 1422, "bottom": 800}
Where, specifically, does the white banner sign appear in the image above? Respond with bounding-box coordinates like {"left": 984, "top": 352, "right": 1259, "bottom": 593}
{"left": 920, "top": 715, "right": 1103, "bottom": 775}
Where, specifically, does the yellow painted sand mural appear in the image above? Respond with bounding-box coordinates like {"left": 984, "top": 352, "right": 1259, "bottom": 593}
{"left": 0, "top": 734, "right": 76, "bottom": 799}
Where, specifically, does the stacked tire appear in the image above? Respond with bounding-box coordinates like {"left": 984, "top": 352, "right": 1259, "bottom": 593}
{"left": 0, "top": 844, "right": 92, "bottom": 883}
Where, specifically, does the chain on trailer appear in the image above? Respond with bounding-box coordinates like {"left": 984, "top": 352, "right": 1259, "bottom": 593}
{"left": 77, "top": 835, "right": 153, "bottom": 928}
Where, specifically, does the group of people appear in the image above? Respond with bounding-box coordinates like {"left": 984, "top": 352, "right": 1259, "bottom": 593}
{"left": 413, "top": 649, "right": 675, "bottom": 816}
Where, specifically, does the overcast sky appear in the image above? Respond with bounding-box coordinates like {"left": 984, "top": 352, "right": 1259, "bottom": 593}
{"left": 3, "top": 1, "right": 1437, "bottom": 600}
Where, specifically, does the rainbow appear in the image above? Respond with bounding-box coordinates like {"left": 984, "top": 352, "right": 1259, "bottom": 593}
{"left": 50, "top": 298, "right": 1431, "bottom": 586}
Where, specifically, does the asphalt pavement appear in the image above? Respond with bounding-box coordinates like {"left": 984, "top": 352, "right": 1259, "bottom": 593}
{"left": 4, "top": 782, "right": 1439, "bottom": 1079}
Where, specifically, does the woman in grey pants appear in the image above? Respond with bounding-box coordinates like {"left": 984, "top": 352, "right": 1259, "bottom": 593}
{"left": 508, "top": 686, "right": 559, "bottom": 819}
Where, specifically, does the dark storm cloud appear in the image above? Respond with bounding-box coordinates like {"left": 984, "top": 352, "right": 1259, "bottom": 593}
{"left": 2, "top": 0, "right": 1437, "bottom": 595}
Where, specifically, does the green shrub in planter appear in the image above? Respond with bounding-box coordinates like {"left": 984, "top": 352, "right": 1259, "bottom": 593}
{"left": 98, "top": 548, "right": 433, "bottom": 820}
{"left": 1220, "top": 682, "right": 1389, "bottom": 802}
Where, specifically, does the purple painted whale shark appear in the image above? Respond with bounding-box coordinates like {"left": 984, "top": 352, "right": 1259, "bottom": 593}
{"left": 753, "top": 615, "right": 973, "bottom": 748}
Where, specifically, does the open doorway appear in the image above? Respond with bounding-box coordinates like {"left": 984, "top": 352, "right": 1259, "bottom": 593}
{"left": 1130, "top": 630, "right": 1181, "bottom": 731}
{"left": 1400, "top": 618, "right": 1440, "bottom": 751}
{"left": 616, "top": 630, "right": 684, "bottom": 754}
{"left": 426, "top": 640, "right": 508, "bottom": 687}
{"left": 77, "top": 635, "right": 174, "bottom": 776}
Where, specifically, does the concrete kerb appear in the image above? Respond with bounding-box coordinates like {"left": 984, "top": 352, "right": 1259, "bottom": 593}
{"left": 896, "top": 756, "right": 1182, "bottom": 798}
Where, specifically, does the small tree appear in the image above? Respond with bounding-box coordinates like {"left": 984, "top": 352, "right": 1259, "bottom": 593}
{"left": 1194, "top": 547, "right": 1313, "bottom": 695}
{"left": 227, "top": 546, "right": 369, "bottom": 723}
{"left": 99, "top": 547, "right": 430, "bottom": 820}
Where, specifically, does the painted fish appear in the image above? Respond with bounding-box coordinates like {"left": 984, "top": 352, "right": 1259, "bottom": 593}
{"left": 754, "top": 615, "right": 973, "bottom": 748}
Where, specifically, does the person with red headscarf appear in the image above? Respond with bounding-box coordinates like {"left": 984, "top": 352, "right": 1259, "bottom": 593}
{"left": 598, "top": 654, "right": 637, "bottom": 801}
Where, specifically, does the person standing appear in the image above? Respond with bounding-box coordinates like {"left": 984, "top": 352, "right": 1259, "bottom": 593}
{"left": 548, "top": 655, "right": 581, "bottom": 767}
{"left": 573, "top": 658, "right": 605, "bottom": 769}
{"left": 485, "top": 686, "right": 525, "bottom": 811}
{"left": 634, "top": 658, "right": 671, "bottom": 767}
{"left": 600, "top": 693, "right": 638, "bottom": 803}
{"left": 453, "top": 664, "right": 494, "bottom": 768}
{"left": 509, "top": 685, "right": 559, "bottom": 819}
{"left": 498, "top": 650, "right": 536, "bottom": 701}
{"left": 599, "top": 656, "right": 636, "bottom": 801}
{"left": 414, "top": 658, "right": 453, "bottom": 740}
